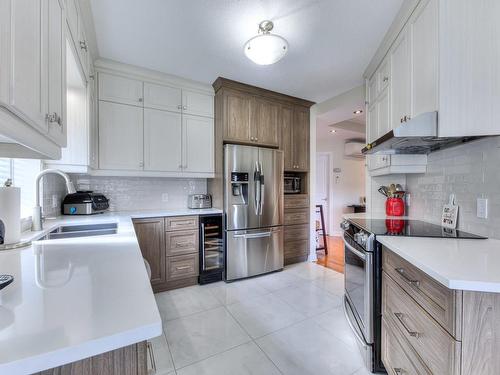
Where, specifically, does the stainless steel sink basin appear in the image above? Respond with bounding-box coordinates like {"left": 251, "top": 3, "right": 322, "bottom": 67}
{"left": 40, "top": 223, "right": 118, "bottom": 240}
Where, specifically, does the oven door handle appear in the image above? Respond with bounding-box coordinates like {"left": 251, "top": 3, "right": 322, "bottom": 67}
{"left": 343, "top": 296, "right": 368, "bottom": 349}
{"left": 343, "top": 237, "right": 366, "bottom": 260}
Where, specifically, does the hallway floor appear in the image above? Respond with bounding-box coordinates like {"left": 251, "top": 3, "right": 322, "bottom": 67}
{"left": 316, "top": 236, "right": 345, "bottom": 273}
{"left": 152, "top": 262, "right": 368, "bottom": 375}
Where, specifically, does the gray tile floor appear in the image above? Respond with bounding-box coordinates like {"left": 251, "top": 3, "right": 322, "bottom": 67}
{"left": 152, "top": 262, "right": 371, "bottom": 375}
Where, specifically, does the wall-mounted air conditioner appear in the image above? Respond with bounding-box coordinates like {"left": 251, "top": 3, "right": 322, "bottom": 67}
{"left": 344, "top": 141, "right": 365, "bottom": 159}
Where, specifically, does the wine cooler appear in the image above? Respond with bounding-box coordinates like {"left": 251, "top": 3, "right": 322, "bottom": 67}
{"left": 199, "top": 214, "right": 224, "bottom": 284}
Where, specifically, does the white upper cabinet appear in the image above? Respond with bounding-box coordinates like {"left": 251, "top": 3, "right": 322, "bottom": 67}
{"left": 367, "top": 103, "right": 378, "bottom": 143}
{"left": 438, "top": 0, "right": 500, "bottom": 137}
{"left": 144, "top": 108, "right": 182, "bottom": 172}
{"left": 182, "top": 89, "right": 214, "bottom": 118}
{"left": 390, "top": 29, "right": 411, "bottom": 128}
{"left": 143, "top": 82, "right": 182, "bottom": 113}
{"left": 99, "top": 101, "right": 144, "bottom": 170}
{"left": 367, "top": 0, "right": 499, "bottom": 141}
{"left": 410, "top": 0, "right": 438, "bottom": 118}
{"left": 4, "top": 0, "right": 48, "bottom": 133}
{"left": 183, "top": 114, "right": 214, "bottom": 173}
{"left": 98, "top": 73, "right": 144, "bottom": 107}
{"left": 65, "top": 0, "right": 79, "bottom": 43}
{"left": 377, "top": 87, "right": 391, "bottom": 138}
{"left": 47, "top": 0, "right": 67, "bottom": 147}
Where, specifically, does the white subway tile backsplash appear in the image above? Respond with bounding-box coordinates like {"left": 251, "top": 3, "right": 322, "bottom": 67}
{"left": 407, "top": 136, "right": 500, "bottom": 239}
{"left": 42, "top": 175, "right": 207, "bottom": 216}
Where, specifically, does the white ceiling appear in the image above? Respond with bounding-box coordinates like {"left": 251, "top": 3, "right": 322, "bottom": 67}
{"left": 89, "top": 0, "right": 403, "bottom": 102}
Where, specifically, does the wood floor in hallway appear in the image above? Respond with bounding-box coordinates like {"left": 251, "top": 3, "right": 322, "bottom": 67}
{"left": 316, "top": 236, "right": 345, "bottom": 273}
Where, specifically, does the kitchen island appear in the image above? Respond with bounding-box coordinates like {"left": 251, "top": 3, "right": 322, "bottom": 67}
{"left": 0, "top": 209, "right": 220, "bottom": 375}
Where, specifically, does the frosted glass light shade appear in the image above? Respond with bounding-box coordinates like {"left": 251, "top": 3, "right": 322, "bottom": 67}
{"left": 244, "top": 34, "right": 288, "bottom": 65}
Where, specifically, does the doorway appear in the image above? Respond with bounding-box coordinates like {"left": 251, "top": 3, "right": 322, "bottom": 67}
{"left": 315, "top": 153, "right": 331, "bottom": 234}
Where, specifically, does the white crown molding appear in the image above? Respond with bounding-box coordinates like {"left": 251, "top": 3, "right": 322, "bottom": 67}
{"left": 77, "top": 0, "right": 100, "bottom": 60}
{"left": 94, "top": 58, "right": 214, "bottom": 94}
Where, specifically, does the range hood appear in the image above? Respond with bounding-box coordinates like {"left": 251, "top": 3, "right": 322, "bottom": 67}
{"left": 362, "top": 112, "right": 480, "bottom": 155}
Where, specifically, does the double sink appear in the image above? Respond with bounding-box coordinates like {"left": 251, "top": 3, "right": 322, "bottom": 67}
{"left": 38, "top": 222, "right": 118, "bottom": 240}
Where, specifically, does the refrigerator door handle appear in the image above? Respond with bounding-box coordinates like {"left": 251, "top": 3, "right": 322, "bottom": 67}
{"left": 201, "top": 223, "right": 205, "bottom": 271}
{"left": 259, "top": 162, "right": 264, "bottom": 216}
{"left": 254, "top": 161, "right": 261, "bottom": 216}
{"left": 233, "top": 231, "right": 272, "bottom": 239}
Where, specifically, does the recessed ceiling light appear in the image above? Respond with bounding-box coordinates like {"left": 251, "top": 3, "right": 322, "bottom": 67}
{"left": 329, "top": 129, "right": 337, "bottom": 133}
{"left": 244, "top": 20, "right": 288, "bottom": 65}
{"left": 353, "top": 109, "right": 363, "bottom": 115}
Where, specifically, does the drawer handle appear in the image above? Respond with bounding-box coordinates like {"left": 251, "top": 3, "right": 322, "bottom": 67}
{"left": 173, "top": 221, "right": 192, "bottom": 225}
{"left": 394, "top": 312, "right": 420, "bottom": 339}
{"left": 175, "top": 265, "right": 191, "bottom": 270}
{"left": 395, "top": 268, "right": 420, "bottom": 287}
{"left": 147, "top": 341, "right": 156, "bottom": 374}
{"left": 176, "top": 242, "right": 192, "bottom": 247}
{"left": 393, "top": 368, "right": 404, "bottom": 375}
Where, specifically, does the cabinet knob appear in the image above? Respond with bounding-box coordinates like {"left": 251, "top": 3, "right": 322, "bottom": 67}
{"left": 79, "top": 40, "right": 88, "bottom": 52}
{"left": 46, "top": 112, "right": 61, "bottom": 126}
{"left": 183, "top": 164, "right": 188, "bottom": 169}
{"left": 138, "top": 98, "right": 143, "bottom": 103}
{"left": 139, "top": 161, "right": 144, "bottom": 168}
{"left": 255, "top": 137, "right": 258, "bottom": 142}
{"left": 383, "top": 77, "right": 389, "bottom": 82}
{"left": 250, "top": 137, "right": 254, "bottom": 141}
{"left": 177, "top": 105, "right": 182, "bottom": 110}
{"left": 178, "top": 165, "right": 183, "bottom": 169}
{"left": 183, "top": 105, "right": 187, "bottom": 110}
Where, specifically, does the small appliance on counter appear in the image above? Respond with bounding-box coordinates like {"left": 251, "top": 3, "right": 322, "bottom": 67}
{"left": 0, "top": 179, "right": 21, "bottom": 245}
{"left": 284, "top": 175, "right": 301, "bottom": 194}
{"left": 188, "top": 194, "right": 212, "bottom": 209}
{"left": 62, "top": 191, "right": 109, "bottom": 215}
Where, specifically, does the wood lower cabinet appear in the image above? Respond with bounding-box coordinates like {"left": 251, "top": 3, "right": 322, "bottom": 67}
{"left": 133, "top": 218, "right": 166, "bottom": 287}
{"left": 134, "top": 216, "right": 199, "bottom": 293}
{"left": 33, "top": 341, "right": 148, "bottom": 375}
{"left": 382, "top": 247, "right": 500, "bottom": 375}
{"left": 284, "top": 195, "right": 310, "bottom": 265}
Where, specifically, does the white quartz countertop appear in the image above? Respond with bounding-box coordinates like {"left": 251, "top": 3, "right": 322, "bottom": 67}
{"left": 0, "top": 208, "right": 221, "bottom": 374}
{"left": 342, "top": 212, "right": 500, "bottom": 293}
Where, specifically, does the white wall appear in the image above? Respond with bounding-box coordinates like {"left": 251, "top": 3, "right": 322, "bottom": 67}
{"left": 316, "top": 135, "right": 365, "bottom": 236}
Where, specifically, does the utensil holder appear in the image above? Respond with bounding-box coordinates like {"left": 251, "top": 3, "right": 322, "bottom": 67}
{"left": 386, "top": 197, "right": 405, "bottom": 216}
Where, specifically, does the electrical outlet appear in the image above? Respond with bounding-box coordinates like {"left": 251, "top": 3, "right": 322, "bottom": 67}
{"left": 477, "top": 198, "right": 488, "bottom": 219}
{"left": 52, "top": 195, "right": 59, "bottom": 208}
{"left": 162, "top": 193, "right": 169, "bottom": 202}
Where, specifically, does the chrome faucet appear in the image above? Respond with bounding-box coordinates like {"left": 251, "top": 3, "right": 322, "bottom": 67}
{"left": 32, "top": 169, "right": 76, "bottom": 231}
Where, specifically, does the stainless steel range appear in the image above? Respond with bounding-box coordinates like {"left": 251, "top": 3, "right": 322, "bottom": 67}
{"left": 341, "top": 217, "right": 487, "bottom": 373}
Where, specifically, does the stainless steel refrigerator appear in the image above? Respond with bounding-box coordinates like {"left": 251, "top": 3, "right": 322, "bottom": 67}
{"left": 224, "top": 144, "right": 284, "bottom": 281}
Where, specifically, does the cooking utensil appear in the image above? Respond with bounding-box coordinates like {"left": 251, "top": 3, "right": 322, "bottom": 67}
{"left": 388, "top": 184, "right": 397, "bottom": 197}
{"left": 378, "top": 186, "right": 389, "bottom": 197}
{"left": 395, "top": 184, "right": 404, "bottom": 192}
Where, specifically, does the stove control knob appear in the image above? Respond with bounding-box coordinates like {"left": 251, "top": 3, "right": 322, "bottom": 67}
{"left": 359, "top": 232, "right": 369, "bottom": 246}
{"left": 340, "top": 220, "right": 350, "bottom": 231}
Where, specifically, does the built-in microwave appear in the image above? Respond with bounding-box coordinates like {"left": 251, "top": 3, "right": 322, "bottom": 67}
{"left": 284, "top": 176, "right": 301, "bottom": 194}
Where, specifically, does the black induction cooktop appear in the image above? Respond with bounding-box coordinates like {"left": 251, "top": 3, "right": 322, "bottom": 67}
{"left": 349, "top": 218, "right": 487, "bottom": 239}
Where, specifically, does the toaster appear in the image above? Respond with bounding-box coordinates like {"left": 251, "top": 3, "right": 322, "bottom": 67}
{"left": 62, "top": 191, "right": 109, "bottom": 215}
{"left": 188, "top": 194, "right": 212, "bottom": 209}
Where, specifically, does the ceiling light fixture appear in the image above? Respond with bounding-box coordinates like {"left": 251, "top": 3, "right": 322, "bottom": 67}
{"left": 244, "top": 20, "right": 288, "bottom": 65}
{"left": 353, "top": 109, "right": 363, "bottom": 115}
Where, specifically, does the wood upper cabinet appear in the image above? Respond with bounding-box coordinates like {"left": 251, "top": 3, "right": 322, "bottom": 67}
{"left": 252, "top": 98, "right": 279, "bottom": 147}
{"left": 281, "top": 105, "right": 294, "bottom": 170}
{"left": 292, "top": 106, "right": 310, "bottom": 171}
{"left": 281, "top": 104, "right": 309, "bottom": 171}
{"left": 133, "top": 218, "right": 166, "bottom": 287}
{"left": 223, "top": 90, "right": 252, "bottom": 143}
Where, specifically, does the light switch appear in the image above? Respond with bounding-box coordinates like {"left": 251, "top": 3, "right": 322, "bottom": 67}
{"left": 477, "top": 198, "right": 488, "bottom": 219}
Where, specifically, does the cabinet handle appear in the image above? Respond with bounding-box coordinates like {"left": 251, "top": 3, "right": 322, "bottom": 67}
{"left": 394, "top": 312, "right": 420, "bottom": 338}
{"left": 138, "top": 98, "right": 143, "bottom": 103}
{"left": 79, "top": 40, "right": 88, "bottom": 52}
{"left": 406, "top": 115, "right": 411, "bottom": 121}
{"left": 46, "top": 112, "right": 61, "bottom": 126}
{"left": 177, "top": 105, "right": 182, "bottom": 110}
{"left": 383, "top": 77, "right": 389, "bottom": 83}
{"left": 176, "top": 242, "right": 191, "bottom": 247}
{"left": 393, "top": 368, "right": 403, "bottom": 375}
{"left": 89, "top": 74, "right": 95, "bottom": 80}
{"left": 394, "top": 268, "right": 420, "bottom": 287}
{"left": 139, "top": 161, "right": 144, "bottom": 168}
{"left": 183, "top": 105, "right": 187, "bottom": 110}
{"left": 400, "top": 117, "right": 403, "bottom": 123}
{"left": 146, "top": 341, "right": 157, "bottom": 374}
{"left": 175, "top": 265, "right": 191, "bottom": 270}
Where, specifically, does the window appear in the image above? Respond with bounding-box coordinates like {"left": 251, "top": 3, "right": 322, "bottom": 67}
{"left": 0, "top": 158, "right": 41, "bottom": 218}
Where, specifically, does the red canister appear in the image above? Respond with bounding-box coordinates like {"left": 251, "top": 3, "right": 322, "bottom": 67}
{"left": 386, "top": 197, "right": 405, "bottom": 216}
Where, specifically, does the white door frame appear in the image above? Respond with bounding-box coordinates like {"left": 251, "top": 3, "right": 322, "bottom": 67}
{"left": 316, "top": 151, "right": 334, "bottom": 236}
